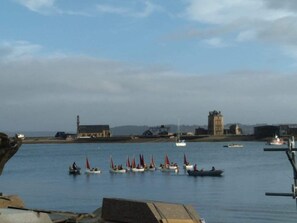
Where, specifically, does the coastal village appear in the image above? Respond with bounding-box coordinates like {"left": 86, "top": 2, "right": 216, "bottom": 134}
{"left": 23, "top": 110, "right": 297, "bottom": 143}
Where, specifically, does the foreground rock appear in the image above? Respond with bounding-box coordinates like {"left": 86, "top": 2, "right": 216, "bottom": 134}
{"left": 0, "top": 198, "right": 204, "bottom": 223}
{"left": 0, "top": 133, "right": 22, "bottom": 175}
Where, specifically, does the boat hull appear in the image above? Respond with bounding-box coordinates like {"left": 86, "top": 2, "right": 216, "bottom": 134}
{"left": 183, "top": 164, "right": 194, "bottom": 170}
{"left": 176, "top": 140, "right": 186, "bottom": 147}
{"left": 187, "top": 169, "right": 223, "bottom": 177}
{"left": 109, "top": 168, "right": 127, "bottom": 173}
{"left": 131, "top": 168, "right": 145, "bottom": 172}
{"left": 69, "top": 167, "right": 81, "bottom": 175}
{"left": 85, "top": 168, "right": 101, "bottom": 174}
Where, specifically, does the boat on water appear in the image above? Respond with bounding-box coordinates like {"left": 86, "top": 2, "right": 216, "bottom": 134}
{"left": 85, "top": 157, "right": 101, "bottom": 174}
{"left": 109, "top": 156, "right": 126, "bottom": 173}
{"left": 129, "top": 156, "right": 144, "bottom": 172}
{"left": 176, "top": 120, "right": 186, "bottom": 147}
{"left": 267, "top": 135, "right": 285, "bottom": 146}
{"left": 183, "top": 153, "right": 193, "bottom": 170}
{"left": 187, "top": 169, "right": 223, "bottom": 177}
{"left": 148, "top": 155, "right": 156, "bottom": 171}
{"left": 176, "top": 139, "right": 186, "bottom": 147}
{"left": 223, "top": 143, "right": 244, "bottom": 148}
{"left": 160, "top": 154, "right": 179, "bottom": 172}
{"left": 69, "top": 163, "right": 81, "bottom": 175}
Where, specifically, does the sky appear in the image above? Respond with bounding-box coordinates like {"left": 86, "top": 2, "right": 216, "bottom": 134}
{"left": 1, "top": 0, "right": 297, "bottom": 132}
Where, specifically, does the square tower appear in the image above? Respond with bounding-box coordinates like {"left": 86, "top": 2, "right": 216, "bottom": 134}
{"left": 208, "top": 110, "right": 224, "bottom": 135}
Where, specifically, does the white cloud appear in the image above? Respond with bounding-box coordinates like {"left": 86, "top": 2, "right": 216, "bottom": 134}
{"left": 236, "top": 30, "right": 257, "bottom": 42}
{"left": 203, "top": 37, "right": 228, "bottom": 48}
{"left": 0, "top": 41, "right": 42, "bottom": 61}
{"left": 16, "top": 0, "right": 56, "bottom": 13}
{"left": 185, "top": 0, "right": 293, "bottom": 24}
{"left": 1, "top": 49, "right": 297, "bottom": 130}
{"left": 183, "top": 0, "right": 297, "bottom": 57}
{"left": 96, "top": 1, "right": 160, "bottom": 18}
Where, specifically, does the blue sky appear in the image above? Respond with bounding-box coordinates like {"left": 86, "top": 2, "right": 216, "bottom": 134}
{"left": 1, "top": 0, "right": 297, "bottom": 132}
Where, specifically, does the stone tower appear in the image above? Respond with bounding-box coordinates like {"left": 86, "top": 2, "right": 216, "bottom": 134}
{"left": 208, "top": 110, "right": 224, "bottom": 135}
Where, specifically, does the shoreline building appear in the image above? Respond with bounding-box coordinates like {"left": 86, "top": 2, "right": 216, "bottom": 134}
{"left": 208, "top": 110, "right": 224, "bottom": 136}
{"left": 76, "top": 115, "right": 111, "bottom": 138}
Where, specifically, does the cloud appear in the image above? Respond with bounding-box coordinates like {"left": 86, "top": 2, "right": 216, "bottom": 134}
{"left": 0, "top": 41, "right": 42, "bottom": 61}
{"left": 16, "top": 0, "right": 56, "bottom": 14}
{"left": 1, "top": 41, "right": 297, "bottom": 131}
{"left": 15, "top": 0, "right": 160, "bottom": 17}
{"left": 96, "top": 1, "right": 160, "bottom": 18}
{"left": 182, "top": 0, "right": 297, "bottom": 55}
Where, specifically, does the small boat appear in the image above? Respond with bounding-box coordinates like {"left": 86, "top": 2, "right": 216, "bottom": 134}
{"left": 160, "top": 154, "right": 179, "bottom": 172}
{"left": 109, "top": 156, "right": 126, "bottom": 173}
{"left": 69, "top": 166, "right": 81, "bottom": 175}
{"left": 176, "top": 120, "right": 186, "bottom": 147}
{"left": 148, "top": 155, "right": 156, "bottom": 171}
{"left": 267, "top": 135, "right": 285, "bottom": 146}
{"left": 85, "top": 157, "right": 101, "bottom": 174}
{"left": 187, "top": 169, "right": 223, "bottom": 177}
{"left": 223, "top": 143, "right": 244, "bottom": 148}
{"left": 130, "top": 155, "right": 145, "bottom": 172}
{"left": 183, "top": 153, "right": 194, "bottom": 170}
{"left": 176, "top": 139, "right": 186, "bottom": 147}
{"left": 109, "top": 168, "right": 127, "bottom": 173}
{"left": 131, "top": 166, "right": 145, "bottom": 172}
{"left": 126, "top": 156, "right": 132, "bottom": 171}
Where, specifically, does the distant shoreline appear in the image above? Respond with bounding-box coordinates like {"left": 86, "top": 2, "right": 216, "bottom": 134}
{"left": 22, "top": 135, "right": 264, "bottom": 144}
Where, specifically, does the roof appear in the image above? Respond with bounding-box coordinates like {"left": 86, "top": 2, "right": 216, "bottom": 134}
{"left": 78, "top": 125, "right": 110, "bottom": 133}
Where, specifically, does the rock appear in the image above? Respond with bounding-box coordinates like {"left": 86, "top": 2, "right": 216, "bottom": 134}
{"left": 0, "top": 133, "right": 22, "bottom": 175}
{"left": 0, "top": 195, "right": 25, "bottom": 208}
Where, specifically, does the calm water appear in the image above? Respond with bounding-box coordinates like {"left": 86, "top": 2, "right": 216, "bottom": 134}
{"left": 1, "top": 142, "right": 297, "bottom": 223}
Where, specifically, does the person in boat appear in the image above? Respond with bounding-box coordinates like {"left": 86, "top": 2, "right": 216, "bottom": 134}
{"left": 194, "top": 164, "right": 197, "bottom": 171}
{"left": 211, "top": 166, "right": 215, "bottom": 171}
{"left": 72, "top": 162, "right": 78, "bottom": 170}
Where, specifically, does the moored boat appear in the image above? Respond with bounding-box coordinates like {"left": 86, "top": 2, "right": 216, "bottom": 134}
{"left": 176, "top": 139, "right": 186, "bottom": 147}
{"left": 223, "top": 143, "right": 243, "bottom": 148}
{"left": 267, "top": 135, "right": 285, "bottom": 146}
{"left": 187, "top": 169, "right": 223, "bottom": 177}
{"left": 176, "top": 120, "right": 186, "bottom": 147}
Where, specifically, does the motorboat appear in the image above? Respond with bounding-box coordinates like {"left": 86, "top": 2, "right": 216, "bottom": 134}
{"left": 69, "top": 166, "right": 81, "bottom": 175}
{"left": 223, "top": 144, "right": 244, "bottom": 148}
{"left": 187, "top": 169, "right": 223, "bottom": 177}
{"left": 267, "top": 135, "right": 285, "bottom": 146}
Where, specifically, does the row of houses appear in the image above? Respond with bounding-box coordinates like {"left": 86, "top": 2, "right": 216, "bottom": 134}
{"left": 55, "top": 111, "right": 242, "bottom": 139}
{"left": 56, "top": 113, "right": 297, "bottom": 139}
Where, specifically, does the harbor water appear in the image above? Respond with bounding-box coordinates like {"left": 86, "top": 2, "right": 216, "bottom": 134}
{"left": 1, "top": 141, "right": 297, "bottom": 223}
